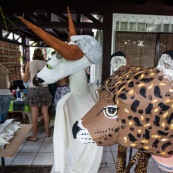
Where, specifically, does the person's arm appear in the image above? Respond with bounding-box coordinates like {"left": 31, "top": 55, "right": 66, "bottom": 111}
{"left": 5, "top": 68, "right": 10, "bottom": 89}
{"left": 22, "top": 62, "right": 30, "bottom": 83}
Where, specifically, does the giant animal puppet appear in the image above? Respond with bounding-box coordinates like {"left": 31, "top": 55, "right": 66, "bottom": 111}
{"left": 19, "top": 7, "right": 103, "bottom": 173}
{"left": 72, "top": 50, "right": 173, "bottom": 172}
{"left": 18, "top": 14, "right": 101, "bottom": 86}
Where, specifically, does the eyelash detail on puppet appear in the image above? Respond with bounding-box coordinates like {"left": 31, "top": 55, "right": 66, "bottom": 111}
{"left": 97, "top": 105, "right": 119, "bottom": 119}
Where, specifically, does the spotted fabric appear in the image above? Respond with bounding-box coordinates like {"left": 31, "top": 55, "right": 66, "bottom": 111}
{"left": 26, "top": 87, "right": 53, "bottom": 107}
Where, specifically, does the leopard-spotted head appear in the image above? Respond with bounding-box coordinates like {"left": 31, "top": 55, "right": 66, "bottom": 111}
{"left": 72, "top": 87, "right": 120, "bottom": 145}
{"left": 73, "top": 63, "right": 173, "bottom": 158}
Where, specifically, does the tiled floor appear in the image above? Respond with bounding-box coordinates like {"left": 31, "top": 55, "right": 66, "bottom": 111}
{"left": 1, "top": 119, "right": 168, "bottom": 173}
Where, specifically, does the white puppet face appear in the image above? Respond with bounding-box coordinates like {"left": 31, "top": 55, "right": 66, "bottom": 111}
{"left": 33, "top": 35, "right": 102, "bottom": 86}
{"left": 110, "top": 56, "right": 126, "bottom": 72}
{"left": 33, "top": 55, "right": 92, "bottom": 86}
{"left": 157, "top": 53, "right": 173, "bottom": 81}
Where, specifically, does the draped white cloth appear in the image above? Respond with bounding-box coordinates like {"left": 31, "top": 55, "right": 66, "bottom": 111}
{"left": 53, "top": 69, "right": 103, "bottom": 173}
{"left": 0, "top": 119, "right": 21, "bottom": 147}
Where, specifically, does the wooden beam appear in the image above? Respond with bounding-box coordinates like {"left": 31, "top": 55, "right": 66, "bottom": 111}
{"left": 82, "top": 13, "right": 102, "bottom": 23}
{"left": 102, "top": 11, "right": 112, "bottom": 82}
{"left": 24, "top": 13, "right": 40, "bottom": 21}
{"left": 52, "top": 12, "right": 68, "bottom": 22}
{"left": 0, "top": 20, "right": 104, "bottom": 29}
{"left": 0, "top": 37, "right": 22, "bottom": 45}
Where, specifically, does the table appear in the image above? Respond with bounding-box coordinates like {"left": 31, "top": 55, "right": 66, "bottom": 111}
{"left": 0, "top": 124, "right": 32, "bottom": 172}
{"left": 8, "top": 100, "right": 31, "bottom": 124}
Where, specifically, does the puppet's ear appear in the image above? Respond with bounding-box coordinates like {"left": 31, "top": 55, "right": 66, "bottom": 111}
{"left": 18, "top": 15, "right": 83, "bottom": 60}
{"left": 67, "top": 6, "right": 77, "bottom": 41}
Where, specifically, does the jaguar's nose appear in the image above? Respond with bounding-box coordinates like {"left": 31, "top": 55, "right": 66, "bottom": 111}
{"left": 72, "top": 121, "right": 81, "bottom": 139}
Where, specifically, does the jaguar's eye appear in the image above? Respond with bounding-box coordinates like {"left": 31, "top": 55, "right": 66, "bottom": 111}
{"left": 103, "top": 105, "right": 118, "bottom": 119}
{"left": 47, "top": 64, "right": 52, "bottom": 69}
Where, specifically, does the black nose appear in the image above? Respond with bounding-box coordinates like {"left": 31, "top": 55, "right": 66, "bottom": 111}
{"left": 72, "top": 121, "right": 80, "bottom": 139}
{"left": 33, "top": 75, "right": 45, "bottom": 86}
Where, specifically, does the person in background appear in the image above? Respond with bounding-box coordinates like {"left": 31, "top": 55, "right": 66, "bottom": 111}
{"left": 48, "top": 51, "right": 57, "bottom": 105}
{"left": 48, "top": 76, "right": 70, "bottom": 130}
{"left": 23, "top": 48, "right": 52, "bottom": 141}
{"left": 0, "top": 64, "right": 11, "bottom": 123}
{"left": 54, "top": 76, "right": 70, "bottom": 111}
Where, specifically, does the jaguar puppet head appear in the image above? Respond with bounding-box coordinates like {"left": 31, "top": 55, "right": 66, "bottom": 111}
{"left": 18, "top": 7, "right": 102, "bottom": 86}
{"left": 72, "top": 50, "right": 173, "bottom": 161}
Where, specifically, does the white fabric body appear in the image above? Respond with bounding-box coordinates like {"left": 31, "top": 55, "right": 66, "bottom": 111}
{"left": 53, "top": 69, "right": 103, "bottom": 173}
{"left": 88, "top": 83, "right": 98, "bottom": 103}
{"left": 29, "top": 60, "right": 48, "bottom": 87}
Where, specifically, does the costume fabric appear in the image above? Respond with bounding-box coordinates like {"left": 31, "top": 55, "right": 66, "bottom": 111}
{"left": 53, "top": 69, "right": 103, "bottom": 173}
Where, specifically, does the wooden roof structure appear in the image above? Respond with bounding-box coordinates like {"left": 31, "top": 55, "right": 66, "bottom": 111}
{"left": 1, "top": 0, "right": 173, "bottom": 81}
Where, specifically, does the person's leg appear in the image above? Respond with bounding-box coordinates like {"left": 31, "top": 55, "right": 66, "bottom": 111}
{"left": 27, "top": 106, "right": 38, "bottom": 141}
{"left": 41, "top": 106, "right": 50, "bottom": 137}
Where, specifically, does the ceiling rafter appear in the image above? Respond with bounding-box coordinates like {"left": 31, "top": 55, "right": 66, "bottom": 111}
{"left": 2, "top": 0, "right": 173, "bottom": 82}
{"left": 0, "top": 19, "right": 103, "bottom": 29}
{"left": 18, "top": 28, "right": 40, "bottom": 38}
{"left": 23, "top": 12, "right": 40, "bottom": 22}
{"left": 1, "top": 1, "right": 173, "bottom": 43}
{"left": 82, "top": 13, "right": 102, "bottom": 23}
{"left": 4, "top": 32, "right": 10, "bottom": 39}
{"left": 52, "top": 12, "right": 68, "bottom": 22}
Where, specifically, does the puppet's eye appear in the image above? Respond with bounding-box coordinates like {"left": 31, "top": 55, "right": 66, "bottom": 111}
{"left": 103, "top": 105, "right": 118, "bottom": 119}
{"left": 47, "top": 64, "right": 52, "bottom": 69}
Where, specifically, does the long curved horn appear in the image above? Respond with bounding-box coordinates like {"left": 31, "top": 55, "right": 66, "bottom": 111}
{"left": 18, "top": 16, "right": 83, "bottom": 60}
{"left": 67, "top": 6, "right": 76, "bottom": 41}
